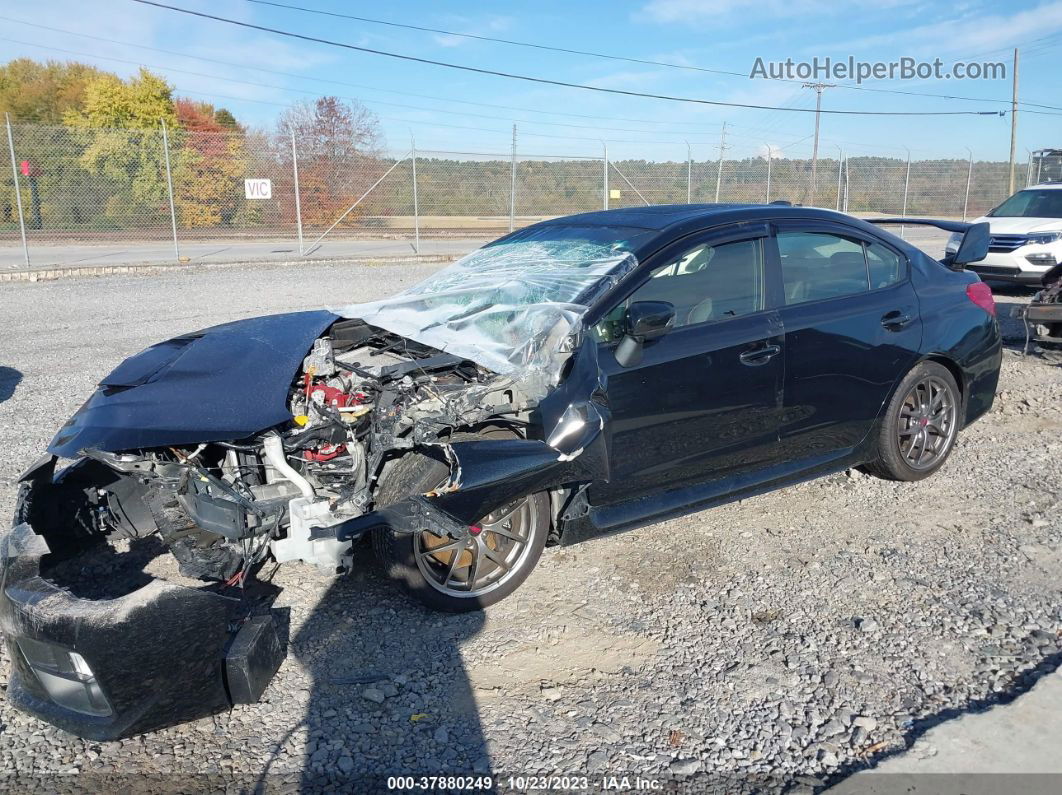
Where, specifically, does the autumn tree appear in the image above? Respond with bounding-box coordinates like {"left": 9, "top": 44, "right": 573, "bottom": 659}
{"left": 0, "top": 59, "right": 110, "bottom": 229}
{"left": 171, "top": 99, "right": 246, "bottom": 228}
{"left": 0, "top": 58, "right": 107, "bottom": 124}
{"left": 276, "top": 96, "right": 382, "bottom": 226}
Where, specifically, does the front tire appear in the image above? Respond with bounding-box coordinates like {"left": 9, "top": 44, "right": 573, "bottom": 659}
{"left": 372, "top": 433, "right": 549, "bottom": 613}
{"left": 864, "top": 361, "right": 961, "bottom": 482}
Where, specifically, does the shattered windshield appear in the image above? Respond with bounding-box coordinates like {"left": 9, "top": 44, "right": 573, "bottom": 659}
{"left": 335, "top": 224, "right": 650, "bottom": 376}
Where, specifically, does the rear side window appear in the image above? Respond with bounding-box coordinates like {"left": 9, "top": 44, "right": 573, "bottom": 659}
{"left": 777, "top": 231, "right": 906, "bottom": 305}
{"left": 778, "top": 231, "right": 869, "bottom": 305}
{"left": 866, "top": 241, "right": 904, "bottom": 289}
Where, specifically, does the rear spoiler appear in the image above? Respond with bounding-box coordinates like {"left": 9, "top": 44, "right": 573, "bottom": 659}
{"left": 865, "top": 217, "right": 990, "bottom": 269}
{"left": 865, "top": 217, "right": 970, "bottom": 233}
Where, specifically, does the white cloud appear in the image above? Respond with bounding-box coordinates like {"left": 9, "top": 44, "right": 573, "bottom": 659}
{"left": 830, "top": 0, "right": 1062, "bottom": 57}
{"left": 637, "top": 0, "right": 915, "bottom": 25}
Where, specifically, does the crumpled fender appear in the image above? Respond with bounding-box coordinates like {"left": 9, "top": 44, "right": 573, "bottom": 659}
{"left": 328, "top": 336, "right": 610, "bottom": 540}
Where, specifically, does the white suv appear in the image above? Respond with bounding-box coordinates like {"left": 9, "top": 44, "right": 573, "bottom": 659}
{"left": 946, "top": 183, "right": 1062, "bottom": 284}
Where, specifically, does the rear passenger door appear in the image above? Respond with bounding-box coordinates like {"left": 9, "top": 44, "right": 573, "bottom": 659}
{"left": 771, "top": 222, "right": 922, "bottom": 462}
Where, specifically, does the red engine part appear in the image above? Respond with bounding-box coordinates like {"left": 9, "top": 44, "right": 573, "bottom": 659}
{"left": 303, "top": 379, "right": 367, "bottom": 461}
{"left": 304, "top": 445, "right": 343, "bottom": 462}
{"left": 310, "top": 383, "right": 351, "bottom": 408}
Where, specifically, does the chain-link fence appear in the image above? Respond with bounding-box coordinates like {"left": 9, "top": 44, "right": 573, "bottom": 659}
{"left": 0, "top": 119, "right": 1024, "bottom": 268}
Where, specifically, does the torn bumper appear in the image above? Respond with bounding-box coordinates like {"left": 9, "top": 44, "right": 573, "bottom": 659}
{"left": 0, "top": 521, "right": 282, "bottom": 740}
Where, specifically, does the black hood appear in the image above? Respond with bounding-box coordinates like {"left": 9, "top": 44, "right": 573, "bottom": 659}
{"left": 49, "top": 311, "right": 338, "bottom": 458}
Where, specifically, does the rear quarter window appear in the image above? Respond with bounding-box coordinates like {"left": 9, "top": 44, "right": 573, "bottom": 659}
{"left": 865, "top": 241, "right": 905, "bottom": 289}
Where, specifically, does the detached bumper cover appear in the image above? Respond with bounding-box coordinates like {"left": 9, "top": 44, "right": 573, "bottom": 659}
{"left": 0, "top": 521, "right": 278, "bottom": 740}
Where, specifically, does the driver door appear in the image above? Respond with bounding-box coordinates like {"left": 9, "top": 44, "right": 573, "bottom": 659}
{"left": 589, "top": 226, "right": 785, "bottom": 505}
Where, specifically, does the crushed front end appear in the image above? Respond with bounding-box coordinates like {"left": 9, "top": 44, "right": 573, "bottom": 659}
{"left": 2, "top": 233, "right": 632, "bottom": 739}
{"left": 2, "top": 458, "right": 284, "bottom": 740}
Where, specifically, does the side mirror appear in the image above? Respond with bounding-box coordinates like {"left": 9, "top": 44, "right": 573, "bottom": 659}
{"left": 952, "top": 222, "right": 991, "bottom": 267}
{"left": 615, "top": 301, "right": 675, "bottom": 367}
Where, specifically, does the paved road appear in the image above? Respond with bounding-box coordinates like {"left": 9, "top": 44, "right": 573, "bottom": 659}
{"left": 0, "top": 225, "right": 949, "bottom": 272}
{"left": 831, "top": 669, "right": 1062, "bottom": 794}
{"left": 0, "top": 236, "right": 489, "bottom": 270}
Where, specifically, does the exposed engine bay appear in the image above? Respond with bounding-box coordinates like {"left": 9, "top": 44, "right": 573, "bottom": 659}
{"left": 52, "top": 320, "right": 555, "bottom": 591}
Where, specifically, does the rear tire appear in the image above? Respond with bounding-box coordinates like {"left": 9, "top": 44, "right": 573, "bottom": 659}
{"left": 863, "top": 361, "right": 961, "bottom": 482}
{"left": 372, "top": 431, "right": 549, "bottom": 612}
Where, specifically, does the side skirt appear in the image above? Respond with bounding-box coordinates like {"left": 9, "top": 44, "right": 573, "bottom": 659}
{"left": 558, "top": 447, "right": 865, "bottom": 545}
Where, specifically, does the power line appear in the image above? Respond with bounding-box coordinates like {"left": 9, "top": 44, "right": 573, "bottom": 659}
{"left": 127, "top": 0, "right": 1004, "bottom": 117}
{"left": 240, "top": 0, "right": 1062, "bottom": 111}
{"left": 0, "top": 36, "right": 745, "bottom": 139}
{"left": 0, "top": 16, "right": 742, "bottom": 131}
{"left": 1, "top": 34, "right": 847, "bottom": 149}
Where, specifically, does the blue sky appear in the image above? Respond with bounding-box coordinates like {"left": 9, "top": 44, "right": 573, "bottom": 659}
{"left": 2, "top": 0, "right": 1060, "bottom": 162}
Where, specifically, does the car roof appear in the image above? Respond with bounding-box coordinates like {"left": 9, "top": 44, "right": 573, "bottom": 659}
{"left": 1023, "top": 183, "right": 1062, "bottom": 190}
{"left": 534, "top": 203, "right": 870, "bottom": 232}
{"left": 536, "top": 203, "right": 771, "bottom": 231}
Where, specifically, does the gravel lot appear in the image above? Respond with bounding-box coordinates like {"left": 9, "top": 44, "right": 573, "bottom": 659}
{"left": 0, "top": 262, "right": 1059, "bottom": 792}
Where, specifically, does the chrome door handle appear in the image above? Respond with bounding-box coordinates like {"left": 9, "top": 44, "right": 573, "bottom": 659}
{"left": 881, "top": 310, "right": 913, "bottom": 330}
{"left": 739, "top": 344, "right": 780, "bottom": 366}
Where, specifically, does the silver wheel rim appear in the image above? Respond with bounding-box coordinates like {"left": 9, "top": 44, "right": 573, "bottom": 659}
{"left": 897, "top": 375, "right": 958, "bottom": 471}
{"left": 414, "top": 496, "right": 539, "bottom": 598}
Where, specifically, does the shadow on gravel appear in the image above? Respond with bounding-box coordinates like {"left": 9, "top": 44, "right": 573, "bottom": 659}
{"left": 256, "top": 542, "right": 491, "bottom": 791}
{"left": 824, "top": 650, "right": 1062, "bottom": 791}
{"left": 0, "top": 366, "right": 22, "bottom": 403}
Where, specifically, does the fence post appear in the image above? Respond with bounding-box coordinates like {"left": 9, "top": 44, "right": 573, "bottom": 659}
{"left": 602, "top": 141, "right": 609, "bottom": 210}
{"left": 714, "top": 122, "right": 726, "bottom": 203}
{"left": 4, "top": 113, "right": 29, "bottom": 268}
{"left": 290, "top": 131, "right": 304, "bottom": 255}
{"left": 509, "top": 124, "right": 516, "bottom": 233}
{"left": 835, "top": 146, "right": 843, "bottom": 211}
{"left": 410, "top": 134, "right": 420, "bottom": 254}
{"left": 900, "top": 147, "right": 911, "bottom": 239}
{"left": 843, "top": 156, "right": 849, "bottom": 213}
{"left": 963, "top": 148, "right": 973, "bottom": 221}
{"left": 685, "top": 141, "right": 692, "bottom": 204}
{"left": 765, "top": 144, "right": 772, "bottom": 203}
{"left": 160, "top": 119, "right": 180, "bottom": 262}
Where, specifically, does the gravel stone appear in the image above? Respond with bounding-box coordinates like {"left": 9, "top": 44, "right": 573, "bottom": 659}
{"left": 361, "top": 689, "right": 385, "bottom": 704}
{"left": 0, "top": 268, "right": 1056, "bottom": 791}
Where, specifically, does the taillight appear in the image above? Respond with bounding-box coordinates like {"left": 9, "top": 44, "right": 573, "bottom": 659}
{"left": 966, "top": 282, "right": 996, "bottom": 316}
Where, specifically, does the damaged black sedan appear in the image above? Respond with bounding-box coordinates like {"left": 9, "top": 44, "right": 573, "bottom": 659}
{"left": 2, "top": 204, "right": 1001, "bottom": 738}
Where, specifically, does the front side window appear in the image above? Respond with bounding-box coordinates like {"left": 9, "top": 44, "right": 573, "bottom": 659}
{"left": 593, "top": 238, "right": 764, "bottom": 342}
{"left": 778, "top": 231, "right": 870, "bottom": 305}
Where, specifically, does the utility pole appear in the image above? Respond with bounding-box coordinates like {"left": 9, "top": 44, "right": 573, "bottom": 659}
{"left": 1008, "top": 48, "right": 1019, "bottom": 194}
{"left": 714, "top": 122, "right": 728, "bottom": 203}
{"left": 803, "top": 82, "right": 834, "bottom": 205}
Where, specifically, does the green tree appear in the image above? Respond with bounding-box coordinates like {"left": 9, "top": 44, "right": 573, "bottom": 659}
{"left": 63, "top": 69, "right": 178, "bottom": 226}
